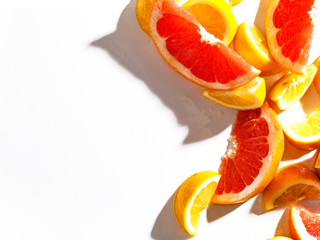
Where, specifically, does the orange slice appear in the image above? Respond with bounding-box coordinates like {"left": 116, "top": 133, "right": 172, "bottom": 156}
{"left": 234, "top": 20, "right": 283, "bottom": 76}
{"left": 289, "top": 204, "right": 320, "bottom": 240}
{"left": 211, "top": 101, "right": 284, "bottom": 204}
{"left": 174, "top": 171, "right": 220, "bottom": 236}
{"left": 266, "top": 0, "right": 319, "bottom": 74}
{"left": 136, "top": 0, "right": 155, "bottom": 35}
{"left": 269, "top": 64, "right": 318, "bottom": 110}
{"left": 279, "top": 104, "right": 320, "bottom": 150}
{"left": 202, "top": 77, "right": 266, "bottom": 110}
{"left": 181, "top": 0, "right": 238, "bottom": 46}
{"left": 312, "top": 56, "right": 320, "bottom": 95}
{"left": 149, "top": 0, "right": 260, "bottom": 90}
{"left": 263, "top": 164, "right": 320, "bottom": 211}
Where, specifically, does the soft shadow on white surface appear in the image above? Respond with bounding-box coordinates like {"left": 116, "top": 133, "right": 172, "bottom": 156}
{"left": 151, "top": 191, "right": 192, "bottom": 240}
{"left": 91, "top": 0, "right": 235, "bottom": 144}
{"left": 206, "top": 202, "right": 243, "bottom": 222}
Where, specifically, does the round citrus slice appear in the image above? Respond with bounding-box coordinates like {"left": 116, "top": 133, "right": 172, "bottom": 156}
{"left": 211, "top": 101, "right": 284, "bottom": 204}
{"left": 234, "top": 20, "right": 283, "bottom": 76}
{"left": 269, "top": 64, "right": 318, "bottom": 110}
{"left": 289, "top": 204, "right": 320, "bottom": 240}
{"left": 279, "top": 104, "right": 320, "bottom": 150}
{"left": 202, "top": 76, "right": 266, "bottom": 110}
{"left": 263, "top": 164, "right": 320, "bottom": 211}
{"left": 149, "top": 0, "right": 260, "bottom": 90}
{"left": 181, "top": 0, "right": 238, "bottom": 46}
{"left": 266, "top": 0, "right": 320, "bottom": 74}
{"left": 174, "top": 171, "right": 220, "bottom": 236}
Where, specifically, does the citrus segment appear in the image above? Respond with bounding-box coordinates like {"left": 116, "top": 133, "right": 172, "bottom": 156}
{"left": 202, "top": 77, "right": 266, "bottom": 110}
{"left": 279, "top": 105, "right": 320, "bottom": 150}
{"left": 211, "top": 102, "right": 284, "bottom": 204}
{"left": 289, "top": 205, "right": 320, "bottom": 240}
{"left": 269, "top": 64, "right": 318, "bottom": 110}
{"left": 174, "top": 171, "right": 220, "bottom": 236}
{"left": 149, "top": 0, "right": 260, "bottom": 90}
{"left": 263, "top": 164, "right": 320, "bottom": 211}
{"left": 181, "top": 0, "right": 238, "bottom": 45}
{"left": 266, "top": 0, "right": 319, "bottom": 73}
{"left": 234, "top": 20, "right": 283, "bottom": 76}
{"left": 315, "top": 151, "right": 320, "bottom": 177}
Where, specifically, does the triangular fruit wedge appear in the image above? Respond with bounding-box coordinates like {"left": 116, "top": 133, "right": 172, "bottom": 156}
{"left": 211, "top": 101, "right": 284, "bottom": 204}
{"left": 266, "top": 0, "right": 320, "bottom": 74}
{"left": 149, "top": 0, "right": 260, "bottom": 90}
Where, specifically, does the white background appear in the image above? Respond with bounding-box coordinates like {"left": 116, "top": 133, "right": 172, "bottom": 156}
{"left": 0, "top": 0, "right": 319, "bottom": 239}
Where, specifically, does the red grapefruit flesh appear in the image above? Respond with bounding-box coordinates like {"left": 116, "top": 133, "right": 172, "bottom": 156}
{"left": 289, "top": 205, "right": 320, "bottom": 240}
{"left": 211, "top": 102, "right": 284, "bottom": 204}
{"left": 266, "top": 0, "right": 320, "bottom": 73}
{"left": 149, "top": 0, "right": 260, "bottom": 90}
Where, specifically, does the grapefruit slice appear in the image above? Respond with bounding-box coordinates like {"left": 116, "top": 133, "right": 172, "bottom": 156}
{"left": 266, "top": 0, "right": 320, "bottom": 74}
{"left": 149, "top": 0, "right": 260, "bottom": 90}
{"left": 211, "top": 101, "right": 284, "bottom": 204}
{"left": 289, "top": 204, "right": 320, "bottom": 240}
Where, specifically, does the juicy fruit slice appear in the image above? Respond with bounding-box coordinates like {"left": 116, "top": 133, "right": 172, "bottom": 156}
{"left": 279, "top": 105, "right": 320, "bottom": 150}
{"left": 136, "top": 0, "right": 155, "bottom": 35}
{"left": 202, "top": 77, "right": 266, "bottom": 110}
{"left": 174, "top": 171, "right": 220, "bottom": 236}
{"left": 313, "top": 56, "right": 320, "bottom": 95}
{"left": 263, "top": 164, "right": 320, "bottom": 211}
{"left": 234, "top": 20, "right": 283, "bottom": 76}
{"left": 181, "top": 0, "right": 238, "bottom": 46}
{"left": 289, "top": 205, "right": 320, "bottom": 240}
{"left": 149, "top": 0, "right": 260, "bottom": 90}
{"left": 211, "top": 102, "right": 284, "bottom": 204}
{"left": 266, "top": 0, "right": 319, "bottom": 73}
{"left": 269, "top": 64, "right": 318, "bottom": 110}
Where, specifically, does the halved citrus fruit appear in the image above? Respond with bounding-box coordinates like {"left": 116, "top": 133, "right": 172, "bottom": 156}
{"left": 211, "top": 101, "right": 284, "bottom": 204}
{"left": 263, "top": 164, "right": 320, "bottom": 211}
{"left": 180, "top": 0, "right": 238, "bottom": 46}
{"left": 202, "top": 76, "right": 266, "bottom": 110}
{"left": 278, "top": 103, "right": 320, "bottom": 150}
{"left": 149, "top": 0, "right": 260, "bottom": 90}
{"left": 269, "top": 64, "right": 318, "bottom": 110}
{"left": 234, "top": 20, "right": 283, "bottom": 76}
{"left": 289, "top": 204, "right": 320, "bottom": 240}
{"left": 174, "top": 171, "right": 220, "bottom": 236}
{"left": 266, "top": 0, "right": 320, "bottom": 73}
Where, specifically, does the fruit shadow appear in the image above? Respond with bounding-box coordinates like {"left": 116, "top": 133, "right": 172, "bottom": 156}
{"left": 151, "top": 191, "right": 192, "bottom": 240}
{"left": 90, "top": 0, "right": 235, "bottom": 144}
{"left": 254, "top": 0, "right": 270, "bottom": 35}
{"left": 207, "top": 202, "right": 243, "bottom": 222}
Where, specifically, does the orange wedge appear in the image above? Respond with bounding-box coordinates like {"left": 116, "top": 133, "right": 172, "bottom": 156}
{"left": 312, "top": 56, "right": 320, "bottom": 95}
{"left": 202, "top": 77, "right": 266, "bottom": 110}
{"left": 234, "top": 20, "right": 282, "bottom": 76}
{"left": 263, "top": 164, "right": 320, "bottom": 211}
{"left": 269, "top": 64, "right": 318, "bottom": 110}
{"left": 174, "top": 171, "right": 220, "bottom": 236}
{"left": 181, "top": 0, "right": 238, "bottom": 46}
